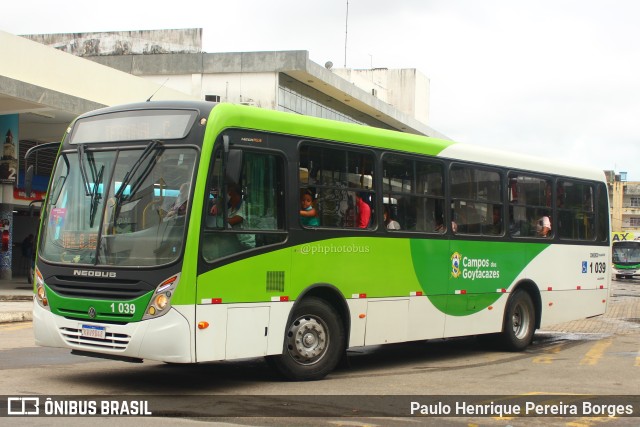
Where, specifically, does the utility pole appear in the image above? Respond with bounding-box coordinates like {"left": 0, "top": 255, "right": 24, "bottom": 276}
{"left": 344, "top": 0, "right": 349, "bottom": 67}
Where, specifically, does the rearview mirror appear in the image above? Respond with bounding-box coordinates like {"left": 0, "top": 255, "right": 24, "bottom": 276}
{"left": 225, "top": 149, "right": 243, "bottom": 185}
{"left": 25, "top": 165, "right": 34, "bottom": 198}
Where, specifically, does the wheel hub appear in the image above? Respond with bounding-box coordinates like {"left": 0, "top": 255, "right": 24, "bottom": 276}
{"left": 286, "top": 316, "right": 329, "bottom": 365}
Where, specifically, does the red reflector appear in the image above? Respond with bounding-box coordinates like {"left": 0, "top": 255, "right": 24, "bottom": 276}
{"left": 600, "top": 285, "right": 604, "bottom": 289}
{"left": 280, "top": 296, "right": 289, "bottom": 302}
{"left": 212, "top": 298, "right": 222, "bottom": 304}
{"left": 160, "top": 276, "right": 178, "bottom": 287}
{"left": 577, "top": 286, "right": 581, "bottom": 290}
{"left": 359, "top": 293, "right": 367, "bottom": 298}
{"left": 547, "top": 287, "right": 553, "bottom": 291}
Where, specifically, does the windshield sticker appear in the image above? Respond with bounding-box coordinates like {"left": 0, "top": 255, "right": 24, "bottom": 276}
{"left": 51, "top": 208, "right": 67, "bottom": 226}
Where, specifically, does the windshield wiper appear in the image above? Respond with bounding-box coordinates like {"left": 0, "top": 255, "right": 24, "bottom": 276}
{"left": 114, "top": 140, "right": 163, "bottom": 203}
{"left": 78, "top": 144, "right": 92, "bottom": 196}
{"left": 111, "top": 140, "right": 164, "bottom": 229}
{"left": 78, "top": 145, "right": 105, "bottom": 227}
{"left": 89, "top": 164, "right": 104, "bottom": 228}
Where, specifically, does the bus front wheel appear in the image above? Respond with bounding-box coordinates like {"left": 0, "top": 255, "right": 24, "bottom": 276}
{"left": 268, "top": 297, "right": 345, "bottom": 381}
{"left": 499, "top": 290, "right": 535, "bottom": 351}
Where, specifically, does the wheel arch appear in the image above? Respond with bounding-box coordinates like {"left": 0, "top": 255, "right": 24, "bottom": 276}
{"left": 292, "top": 283, "right": 351, "bottom": 345}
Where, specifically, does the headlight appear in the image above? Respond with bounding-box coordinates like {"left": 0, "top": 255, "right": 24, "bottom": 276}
{"left": 142, "top": 274, "right": 180, "bottom": 320}
{"left": 155, "top": 293, "right": 169, "bottom": 310}
{"left": 34, "top": 267, "right": 49, "bottom": 308}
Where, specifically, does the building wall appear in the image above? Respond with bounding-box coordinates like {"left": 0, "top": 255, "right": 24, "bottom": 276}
{"left": 332, "top": 68, "right": 430, "bottom": 125}
{"left": 277, "top": 75, "right": 394, "bottom": 129}
{"left": 22, "top": 29, "right": 202, "bottom": 56}
{"left": 144, "top": 72, "right": 278, "bottom": 110}
{"left": 608, "top": 176, "right": 640, "bottom": 235}
{"left": 622, "top": 182, "right": 640, "bottom": 232}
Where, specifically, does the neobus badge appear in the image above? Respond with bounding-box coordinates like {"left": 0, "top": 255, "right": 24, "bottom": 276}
{"left": 73, "top": 270, "right": 117, "bottom": 278}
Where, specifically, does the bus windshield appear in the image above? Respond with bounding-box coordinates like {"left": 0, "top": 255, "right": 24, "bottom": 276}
{"left": 612, "top": 241, "right": 640, "bottom": 266}
{"left": 39, "top": 145, "right": 198, "bottom": 267}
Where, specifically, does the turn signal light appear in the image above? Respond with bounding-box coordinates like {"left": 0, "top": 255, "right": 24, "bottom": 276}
{"left": 198, "top": 321, "right": 209, "bottom": 330}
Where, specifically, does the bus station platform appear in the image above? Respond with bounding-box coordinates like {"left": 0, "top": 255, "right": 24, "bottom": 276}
{"left": 0, "top": 277, "right": 34, "bottom": 324}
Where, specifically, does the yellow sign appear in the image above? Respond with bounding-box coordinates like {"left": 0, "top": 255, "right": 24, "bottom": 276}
{"left": 612, "top": 232, "right": 636, "bottom": 242}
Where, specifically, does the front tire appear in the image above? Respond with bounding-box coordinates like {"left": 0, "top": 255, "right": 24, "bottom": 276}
{"left": 268, "top": 297, "right": 345, "bottom": 381}
{"left": 498, "top": 289, "right": 536, "bottom": 351}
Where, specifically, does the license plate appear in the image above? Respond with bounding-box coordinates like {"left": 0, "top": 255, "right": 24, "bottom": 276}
{"left": 81, "top": 324, "right": 106, "bottom": 339}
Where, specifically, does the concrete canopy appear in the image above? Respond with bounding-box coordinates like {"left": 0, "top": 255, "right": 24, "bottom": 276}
{"left": 0, "top": 30, "right": 197, "bottom": 143}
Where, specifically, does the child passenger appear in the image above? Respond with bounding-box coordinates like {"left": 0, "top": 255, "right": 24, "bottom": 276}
{"left": 300, "top": 190, "right": 319, "bottom": 226}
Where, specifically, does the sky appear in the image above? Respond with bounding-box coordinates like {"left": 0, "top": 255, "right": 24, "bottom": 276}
{"left": 3, "top": 0, "right": 639, "bottom": 179}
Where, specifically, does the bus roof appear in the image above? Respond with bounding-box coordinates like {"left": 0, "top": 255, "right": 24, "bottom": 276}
{"left": 210, "top": 103, "right": 605, "bottom": 182}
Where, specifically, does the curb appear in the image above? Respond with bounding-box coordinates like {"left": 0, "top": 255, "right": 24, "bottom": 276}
{"left": 0, "top": 311, "right": 32, "bottom": 324}
{"left": 0, "top": 295, "right": 33, "bottom": 302}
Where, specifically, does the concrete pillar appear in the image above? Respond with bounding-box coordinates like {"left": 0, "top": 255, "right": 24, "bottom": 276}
{"left": 0, "top": 204, "right": 13, "bottom": 280}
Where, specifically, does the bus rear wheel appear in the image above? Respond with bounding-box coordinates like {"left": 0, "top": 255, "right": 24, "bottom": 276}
{"left": 499, "top": 290, "right": 535, "bottom": 351}
{"left": 268, "top": 297, "right": 345, "bottom": 381}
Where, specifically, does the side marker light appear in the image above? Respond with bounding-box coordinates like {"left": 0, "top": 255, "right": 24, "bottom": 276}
{"left": 198, "top": 321, "right": 210, "bottom": 330}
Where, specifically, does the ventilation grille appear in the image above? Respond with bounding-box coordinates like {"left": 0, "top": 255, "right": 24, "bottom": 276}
{"left": 266, "top": 271, "right": 285, "bottom": 292}
{"left": 47, "top": 275, "right": 153, "bottom": 300}
{"left": 60, "top": 327, "right": 130, "bottom": 350}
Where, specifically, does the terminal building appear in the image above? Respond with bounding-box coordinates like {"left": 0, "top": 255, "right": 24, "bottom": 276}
{"left": 607, "top": 171, "right": 640, "bottom": 239}
{"left": 0, "top": 28, "right": 445, "bottom": 279}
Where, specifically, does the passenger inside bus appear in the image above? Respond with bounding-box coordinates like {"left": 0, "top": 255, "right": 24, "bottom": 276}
{"left": 483, "top": 205, "right": 502, "bottom": 235}
{"left": 208, "top": 183, "right": 255, "bottom": 249}
{"left": 356, "top": 192, "right": 371, "bottom": 229}
{"left": 164, "top": 182, "right": 189, "bottom": 218}
{"left": 536, "top": 214, "right": 551, "bottom": 237}
{"left": 384, "top": 205, "right": 401, "bottom": 230}
{"left": 299, "top": 189, "right": 319, "bottom": 226}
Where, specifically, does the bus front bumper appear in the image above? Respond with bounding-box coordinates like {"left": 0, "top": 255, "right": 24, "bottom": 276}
{"left": 33, "top": 302, "right": 194, "bottom": 363}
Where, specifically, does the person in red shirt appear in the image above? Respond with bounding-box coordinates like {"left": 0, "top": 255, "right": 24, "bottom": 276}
{"left": 355, "top": 192, "right": 371, "bottom": 229}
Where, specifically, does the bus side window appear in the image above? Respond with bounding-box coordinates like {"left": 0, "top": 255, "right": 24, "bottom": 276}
{"left": 509, "top": 174, "right": 552, "bottom": 239}
{"left": 557, "top": 180, "right": 595, "bottom": 240}
{"left": 451, "top": 165, "right": 501, "bottom": 235}
{"left": 382, "top": 154, "right": 444, "bottom": 233}
{"left": 202, "top": 148, "right": 286, "bottom": 262}
{"left": 299, "top": 143, "right": 376, "bottom": 230}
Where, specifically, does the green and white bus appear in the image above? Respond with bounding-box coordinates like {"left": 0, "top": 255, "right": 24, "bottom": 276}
{"left": 612, "top": 240, "right": 640, "bottom": 279}
{"left": 32, "top": 101, "right": 610, "bottom": 380}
